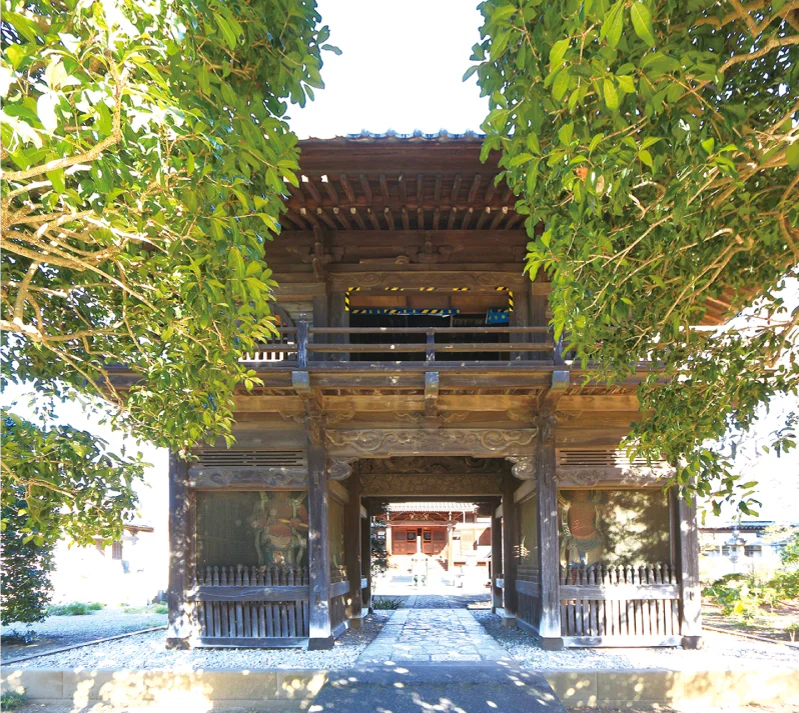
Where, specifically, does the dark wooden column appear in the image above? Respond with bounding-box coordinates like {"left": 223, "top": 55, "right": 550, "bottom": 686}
{"left": 530, "top": 290, "right": 549, "bottom": 361}
{"left": 311, "top": 295, "right": 328, "bottom": 362}
{"left": 677, "top": 494, "right": 703, "bottom": 649}
{"left": 345, "top": 472, "right": 363, "bottom": 626}
{"left": 329, "top": 290, "right": 349, "bottom": 361}
{"left": 491, "top": 501, "right": 503, "bottom": 613}
{"left": 307, "top": 442, "right": 334, "bottom": 649}
{"left": 361, "top": 501, "right": 372, "bottom": 611}
{"left": 501, "top": 472, "right": 518, "bottom": 620}
{"left": 536, "top": 410, "right": 562, "bottom": 649}
{"left": 166, "top": 453, "right": 193, "bottom": 649}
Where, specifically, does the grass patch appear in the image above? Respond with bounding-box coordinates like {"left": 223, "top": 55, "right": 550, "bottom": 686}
{"left": 47, "top": 601, "right": 104, "bottom": 616}
{"left": 120, "top": 603, "right": 168, "bottom": 615}
{"left": 372, "top": 597, "right": 403, "bottom": 611}
{"left": 1, "top": 691, "right": 27, "bottom": 711}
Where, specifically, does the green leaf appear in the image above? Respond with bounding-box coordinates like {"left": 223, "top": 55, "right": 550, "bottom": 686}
{"left": 549, "top": 38, "right": 570, "bottom": 68}
{"left": 630, "top": 2, "right": 655, "bottom": 47}
{"left": 701, "top": 138, "right": 715, "bottom": 154}
{"left": 552, "top": 69, "right": 570, "bottom": 101}
{"left": 46, "top": 168, "right": 66, "bottom": 193}
{"left": 638, "top": 149, "right": 653, "bottom": 167}
{"left": 787, "top": 141, "right": 799, "bottom": 170}
{"left": 617, "top": 75, "right": 636, "bottom": 93}
{"left": 600, "top": 1, "right": 625, "bottom": 48}
{"left": 603, "top": 78, "right": 619, "bottom": 110}
{"left": 509, "top": 152, "right": 535, "bottom": 167}
{"left": 558, "top": 122, "right": 574, "bottom": 147}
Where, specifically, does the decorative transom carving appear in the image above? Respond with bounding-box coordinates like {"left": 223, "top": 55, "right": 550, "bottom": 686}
{"left": 326, "top": 428, "right": 538, "bottom": 457}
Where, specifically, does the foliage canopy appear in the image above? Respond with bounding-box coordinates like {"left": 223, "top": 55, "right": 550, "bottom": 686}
{"left": 1, "top": 0, "right": 334, "bottom": 543}
{"left": 0, "top": 478, "right": 55, "bottom": 625}
{"left": 471, "top": 0, "right": 799, "bottom": 511}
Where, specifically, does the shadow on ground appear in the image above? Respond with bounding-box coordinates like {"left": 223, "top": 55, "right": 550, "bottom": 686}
{"left": 310, "top": 662, "right": 566, "bottom": 713}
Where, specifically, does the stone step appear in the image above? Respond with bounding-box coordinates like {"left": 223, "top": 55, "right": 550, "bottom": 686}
{"left": 310, "top": 663, "right": 566, "bottom": 713}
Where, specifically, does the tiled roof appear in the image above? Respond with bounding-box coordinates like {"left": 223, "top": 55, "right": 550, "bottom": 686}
{"left": 303, "top": 129, "right": 485, "bottom": 143}
{"left": 386, "top": 502, "right": 478, "bottom": 512}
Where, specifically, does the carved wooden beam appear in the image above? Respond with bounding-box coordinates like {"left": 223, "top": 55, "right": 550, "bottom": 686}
{"left": 328, "top": 270, "right": 530, "bottom": 291}
{"left": 326, "top": 428, "right": 538, "bottom": 457}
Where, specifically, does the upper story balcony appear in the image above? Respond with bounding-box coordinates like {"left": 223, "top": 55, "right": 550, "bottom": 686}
{"left": 241, "top": 317, "right": 564, "bottom": 373}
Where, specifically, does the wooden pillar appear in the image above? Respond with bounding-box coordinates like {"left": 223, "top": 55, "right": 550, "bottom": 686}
{"left": 361, "top": 505, "right": 372, "bottom": 611}
{"left": 447, "top": 525, "right": 455, "bottom": 578}
{"left": 345, "top": 473, "right": 363, "bottom": 626}
{"left": 677, "top": 493, "right": 703, "bottom": 649}
{"left": 166, "top": 453, "right": 193, "bottom": 649}
{"left": 530, "top": 291, "right": 549, "bottom": 361}
{"left": 510, "top": 283, "right": 531, "bottom": 361}
{"left": 311, "top": 295, "right": 328, "bottom": 361}
{"left": 501, "top": 472, "right": 518, "bottom": 619}
{"left": 329, "top": 290, "right": 349, "bottom": 361}
{"left": 307, "top": 442, "right": 333, "bottom": 649}
{"left": 491, "top": 503, "right": 503, "bottom": 612}
{"left": 536, "top": 410, "right": 563, "bottom": 649}
{"left": 385, "top": 523, "right": 393, "bottom": 558}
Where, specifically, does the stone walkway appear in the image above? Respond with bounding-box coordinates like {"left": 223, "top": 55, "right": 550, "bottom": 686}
{"left": 358, "top": 607, "right": 512, "bottom": 663}
{"left": 401, "top": 592, "right": 488, "bottom": 608}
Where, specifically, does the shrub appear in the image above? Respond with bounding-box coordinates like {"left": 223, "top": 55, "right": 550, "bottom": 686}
{"left": 703, "top": 570, "right": 799, "bottom": 621}
{"left": 47, "top": 602, "right": 103, "bottom": 616}
{"left": 0, "top": 484, "right": 55, "bottom": 626}
{"left": 2, "top": 629, "right": 37, "bottom": 645}
{"left": 0, "top": 691, "right": 27, "bottom": 711}
{"left": 372, "top": 597, "right": 403, "bottom": 611}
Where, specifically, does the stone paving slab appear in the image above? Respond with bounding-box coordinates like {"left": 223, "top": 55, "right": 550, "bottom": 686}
{"left": 358, "top": 607, "right": 513, "bottom": 664}
{"left": 309, "top": 663, "right": 566, "bottom": 713}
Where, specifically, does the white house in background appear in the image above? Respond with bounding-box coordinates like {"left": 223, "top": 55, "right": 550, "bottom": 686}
{"left": 50, "top": 520, "right": 166, "bottom": 606}
{"left": 698, "top": 521, "right": 796, "bottom": 581}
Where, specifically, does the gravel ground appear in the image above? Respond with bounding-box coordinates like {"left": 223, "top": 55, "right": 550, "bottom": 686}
{"left": 471, "top": 610, "right": 799, "bottom": 671}
{"left": 2, "top": 610, "right": 168, "bottom": 663}
{"left": 7, "top": 612, "right": 391, "bottom": 670}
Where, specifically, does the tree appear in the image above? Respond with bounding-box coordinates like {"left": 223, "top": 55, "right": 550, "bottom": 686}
{"left": 1, "top": 0, "right": 336, "bottom": 544}
{"left": 470, "top": 0, "right": 799, "bottom": 512}
{"left": 0, "top": 480, "right": 55, "bottom": 625}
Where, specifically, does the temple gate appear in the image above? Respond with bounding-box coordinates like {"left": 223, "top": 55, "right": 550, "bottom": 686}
{"left": 127, "top": 133, "right": 708, "bottom": 650}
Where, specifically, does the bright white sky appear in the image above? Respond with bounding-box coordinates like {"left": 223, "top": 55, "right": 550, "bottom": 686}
{"left": 287, "top": 0, "right": 489, "bottom": 139}
{"left": 3, "top": 0, "right": 797, "bottom": 531}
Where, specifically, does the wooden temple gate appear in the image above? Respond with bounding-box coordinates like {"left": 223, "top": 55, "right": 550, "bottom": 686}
{"left": 140, "top": 134, "right": 711, "bottom": 651}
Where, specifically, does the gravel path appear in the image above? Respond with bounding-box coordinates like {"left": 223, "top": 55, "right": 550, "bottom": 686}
{"left": 472, "top": 610, "right": 799, "bottom": 671}
{"left": 2, "top": 610, "right": 167, "bottom": 663}
{"left": 8, "top": 612, "right": 391, "bottom": 670}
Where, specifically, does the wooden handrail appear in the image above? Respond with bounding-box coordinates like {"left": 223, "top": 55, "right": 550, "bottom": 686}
{"left": 254, "top": 315, "right": 561, "bottom": 367}
{"left": 309, "top": 326, "right": 551, "bottom": 334}
{"left": 306, "top": 343, "right": 555, "bottom": 353}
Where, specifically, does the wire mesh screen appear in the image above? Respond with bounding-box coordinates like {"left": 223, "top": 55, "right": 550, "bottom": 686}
{"left": 196, "top": 491, "right": 309, "bottom": 569}
{"left": 558, "top": 489, "right": 671, "bottom": 567}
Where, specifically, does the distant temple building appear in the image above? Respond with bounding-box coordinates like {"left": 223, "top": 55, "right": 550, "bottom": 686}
{"left": 109, "top": 132, "right": 734, "bottom": 651}
{"left": 381, "top": 502, "right": 491, "bottom": 577}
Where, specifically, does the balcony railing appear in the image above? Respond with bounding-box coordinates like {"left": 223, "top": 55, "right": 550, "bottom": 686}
{"left": 241, "top": 317, "right": 562, "bottom": 368}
